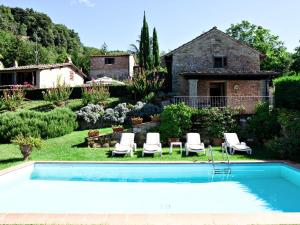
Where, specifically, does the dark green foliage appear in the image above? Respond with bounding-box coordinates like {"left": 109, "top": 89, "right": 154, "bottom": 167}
{"left": 248, "top": 103, "right": 280, "bottom": 142}
{"left": 226, "top": 20, "right": 291, "bottom": 72}
{"left": 0, "top": 108, "right": 77, "bottom": 142}
{"left": 290, "top": 43, "right": 300, "bottom": 73}
{"left": 138, "top": 12, "right": 152, "bottom": 70}
{"left": 266, "top": 109, "right": 300, "bottom": 160}
{"left": 159, "top": 103, "right": 194, "bottom": 141}
{"left": 152, "top": 28, "right": 160, "bottom": 68}
{"left": 192, "top": 108, "right": 239, "bottom": 139}
{"left": 0, "top": 5, "right": 110, "bottom": 73}
{"left": 273, "top": 75, "right": 300, "bottom": 110}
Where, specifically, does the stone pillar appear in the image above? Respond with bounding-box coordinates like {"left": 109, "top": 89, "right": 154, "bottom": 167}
{"left": 188, "top": 79, "right": 198, "bottom": 107}
{"left": 188, "top": 79, "right": 198, "bottom": 96}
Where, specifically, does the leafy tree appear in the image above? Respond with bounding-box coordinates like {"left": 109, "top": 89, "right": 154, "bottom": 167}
{"left": 139, "top": 12, "right": 152, "bottom": 70}
{"left": 152, "top": 27, "right": 160, "bottom": 68}
{"left": 100, "top": 42, "right": 108, "bottom": 54}
{"left": 290, "top": 42, "right": 300, "bottom": 73}
{"left": 226, "top": 21, "right": 291, "bottom": 72}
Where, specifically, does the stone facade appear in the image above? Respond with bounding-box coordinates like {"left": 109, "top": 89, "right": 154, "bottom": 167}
{"left": 168, "top": 27, "right": 262, "bottom": 95}
{"left": 89, "top": 54, "right": 135, "bottom": 81}
{"left": 164, "top": 27, "right": 273, "bottom": 113}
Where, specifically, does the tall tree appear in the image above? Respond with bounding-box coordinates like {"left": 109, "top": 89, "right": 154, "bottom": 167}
{"left": 226, "top": 21, "right": 291, "bottom": 72}
{"left": 152, "top": 27, "right": 160, "bottom": 68}
{"left": 138, "top": 27, "right": 144, "bottom": 68}
{"left": 138, "top": 12, "right": 152, "bottom": 70}
{"left": 290, "top": 42, "right": 300, "bottom": 73}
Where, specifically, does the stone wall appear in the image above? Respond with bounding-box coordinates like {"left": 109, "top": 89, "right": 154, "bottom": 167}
{"left": 90, "top": 55, "right": 135, "bottom": 80}
{"left": 171, "top": 29, "right": 261, "bottom": 95}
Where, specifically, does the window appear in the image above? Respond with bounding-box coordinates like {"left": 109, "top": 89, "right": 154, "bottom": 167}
{"left": 105, "top": 58, "right": 115, "bottom": 64}
{"left": 213, "top": 56, "right": 227, "bottom": 68}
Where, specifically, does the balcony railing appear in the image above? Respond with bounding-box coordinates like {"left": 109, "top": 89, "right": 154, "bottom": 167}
{"left": 173, "top": 96, "right": 272, "bottom": 114}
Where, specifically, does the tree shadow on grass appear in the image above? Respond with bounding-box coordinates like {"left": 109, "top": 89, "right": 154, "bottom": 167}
{"left": 0, "top": 157, "right": 23, "bottom": 164}
{"left": 30, "top": 103, "right": 54, "bottom": 112}
{"left": 71, "top": 142, "right": 88, "bottom": 148}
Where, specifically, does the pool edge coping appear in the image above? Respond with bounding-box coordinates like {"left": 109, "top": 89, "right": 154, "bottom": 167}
{"left": 1, "top": 160, "right": 300, "bottom": 224}
{"left": 0, "top": 212, "right": 300, "bottom": 225}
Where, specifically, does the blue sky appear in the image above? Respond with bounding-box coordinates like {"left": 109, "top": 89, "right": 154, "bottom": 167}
{"left": 0, "top": 0, "right": 299, "bottom": 52}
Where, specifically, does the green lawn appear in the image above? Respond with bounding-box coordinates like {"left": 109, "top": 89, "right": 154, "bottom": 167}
{"left": 0, "top": 128, "right": 274, "bottom": 171}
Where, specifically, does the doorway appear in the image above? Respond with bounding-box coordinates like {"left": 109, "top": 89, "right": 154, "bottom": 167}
{"left": 209, "top": 82, "right": 226, "bottom": 107}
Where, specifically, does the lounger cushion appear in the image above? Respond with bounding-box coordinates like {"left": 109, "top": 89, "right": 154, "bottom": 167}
{"left": 232, "top": 144, "right": 251, "bottom": 151}
{"left": 144, "top": 144, "right": 160, "bottom": 151}
{"left": 115, "top": 145, "right": 131, "bottom": 152}
{"left": 188, "top": 144, "right": 204, "bottom": 150}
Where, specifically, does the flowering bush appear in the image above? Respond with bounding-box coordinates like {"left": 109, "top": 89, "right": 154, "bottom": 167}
{"left": 126, "top": 71, "right": 164, "bottom": 100}
{"left": 42, "top": 77, "right": 72, "bottom": 106}
{"left": 103, "top": 103, "right": 130, "bottom": 125}
{"left": 82, "top": 82, "right": 110, "bottom": 105}
{"left": 1, "top": 85, "right": 25, "bottom": 111}
{"left": 128, "top": 101, "right": 162, "bottom": 119}
{"left": 76, "top": 104, "right": 104, "bottom": 130}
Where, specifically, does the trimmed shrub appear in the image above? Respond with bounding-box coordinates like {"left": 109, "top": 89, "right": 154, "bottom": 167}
{"left": 191, "top": 107, "right": 239, "bottom": 139}
{"left": 248, "top": 102, "right": 280, "bottom": 142}
{"left": 274, "top": 75, "right": 300, "bottom": 110}
{"left": 159, "top": 103, "right": 194, "bottom": 141}
{"left": 0, "top": 108, "right": 77, "bottom": 143}
{"left": 76, "top": 104, "right": 104, "bottom": 130}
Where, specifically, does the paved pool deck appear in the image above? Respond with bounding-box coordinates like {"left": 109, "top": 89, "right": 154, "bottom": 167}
{"left": 0, "top": 160, "right": 300, "bottom": 225}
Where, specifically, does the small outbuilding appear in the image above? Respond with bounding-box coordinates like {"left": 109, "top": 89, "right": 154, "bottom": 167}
{"left": 0, "top": 61, "right": 86, "bottom": 89}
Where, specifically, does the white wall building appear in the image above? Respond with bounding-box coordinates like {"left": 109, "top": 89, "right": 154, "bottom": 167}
{"left": 0, "top": 62, "right": 86, "bottom": 88}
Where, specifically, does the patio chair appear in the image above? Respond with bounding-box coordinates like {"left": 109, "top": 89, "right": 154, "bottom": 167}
{"left": 112, "top": 133, "right": 136, "bottom": 157}
{"left": 142, "top": 133, "right": 162, "bottom": 157}
{"left": 185, "top": 133, "right": 205, "bottom": 156}
{"left": 224, "top": 133, "right": 252, "bottom": 155}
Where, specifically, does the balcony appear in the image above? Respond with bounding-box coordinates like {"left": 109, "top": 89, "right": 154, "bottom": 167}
{"left": 173, "top": 96, "right": 272, "bottom": 114}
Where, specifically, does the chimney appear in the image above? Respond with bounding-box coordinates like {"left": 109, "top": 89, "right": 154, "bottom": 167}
{"left": 14, "top": 60, "right": 18, "bottom": 67}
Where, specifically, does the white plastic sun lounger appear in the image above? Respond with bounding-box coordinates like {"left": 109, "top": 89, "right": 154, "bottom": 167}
{"left": 185, "top": 133, "right": 205, "bottom": 156}
{"left": 224, "top": 132, "right": 252, "bottom": 155}
{"left": 142, "top": 133, "right": 162, "bottom": 157}
{"left": 112, "top": 133, "right": 136, "bottom": 157}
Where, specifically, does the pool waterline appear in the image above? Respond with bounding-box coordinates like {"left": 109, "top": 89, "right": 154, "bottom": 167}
{"left": 0, "top": 161, "right": 300, "bottom": 214}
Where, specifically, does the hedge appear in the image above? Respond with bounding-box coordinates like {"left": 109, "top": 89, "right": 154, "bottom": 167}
{"left": 0, "top": 85, "right": 131, "bottom": 101}
{"left": 274, "top": 75, "right": 300, "bottom": 110}
{"left": 0, "top": 108, "right": 77, "bottom": 143}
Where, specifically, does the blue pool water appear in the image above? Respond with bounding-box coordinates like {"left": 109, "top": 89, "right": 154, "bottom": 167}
{"left": 0, "top": 162, "right": 300, "bottom": 213}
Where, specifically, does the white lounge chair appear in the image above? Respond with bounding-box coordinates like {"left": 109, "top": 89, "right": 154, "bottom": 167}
{"left": 112, "top": 133, "right": 136, "bottom": 157}
{"left": 185, "top": 133, "right": 205, "bottom": 156}
{"left": 142, "top": 133, "right": 162, "bottom": 157}
{"left": 224, "top": 133, "right": 252, "bottom": 155}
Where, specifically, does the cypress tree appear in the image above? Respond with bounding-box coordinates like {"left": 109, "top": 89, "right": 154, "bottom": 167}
{"left": 152, "top": 27, "right": 160, "bottom": 68}
{"left": 138, "top": 27, "right": 144, "bottom": 68}
{"left": 139, "top": 11, "right": 152, "bottom": 70}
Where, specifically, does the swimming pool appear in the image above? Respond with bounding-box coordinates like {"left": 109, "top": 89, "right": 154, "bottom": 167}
{"left": 0, "top": 162, "right": 300, "bottom": 213}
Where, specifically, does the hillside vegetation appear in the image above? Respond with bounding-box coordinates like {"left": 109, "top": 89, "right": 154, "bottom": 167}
{"left": 0, "top": 5, "right": 125, "bottom": 73}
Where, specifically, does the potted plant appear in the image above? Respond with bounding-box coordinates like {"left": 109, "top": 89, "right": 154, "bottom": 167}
{"left": 88, "top": 129, "right": 100, "bottom": 137}
{"left": 12, "top": 135, "right": 42, "bottom": 160}
{"left": 112, "top": 125, "right": 124, "bottom": 133}
{"left": 150, "top": 114, "right": 160, "bottom": 122}
{"left": 131, "top": 117, "right": 143, "bottom": 125}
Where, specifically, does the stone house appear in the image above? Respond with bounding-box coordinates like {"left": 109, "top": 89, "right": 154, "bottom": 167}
{"left": 164, "top": 27, "right": 278, "bottom": 114}
{"left": 89, "top": 54, "right": 136, "bottom": 81}
{"left": 0, "top": 61, "right": 86, "bottom": 89}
